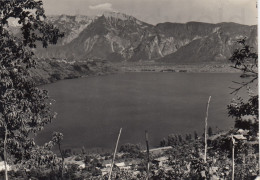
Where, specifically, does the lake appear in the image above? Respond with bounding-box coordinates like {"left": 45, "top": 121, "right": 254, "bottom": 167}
{"left": 37, "top": 72, "right": 250, "bottom": 151}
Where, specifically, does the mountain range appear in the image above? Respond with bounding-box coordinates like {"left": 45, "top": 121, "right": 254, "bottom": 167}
{"left": 35, "top": 12, "right": 257, "bottom": 63}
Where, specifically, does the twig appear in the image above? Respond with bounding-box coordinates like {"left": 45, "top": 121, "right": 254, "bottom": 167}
{"left": 231, "top": 81, "right": 245, "bottom": 85}
{"left": 230, "top": 76, "right": 257, "bottom": 94}
{"left": 230, "top": 65, "right": 258, "bottom": 75}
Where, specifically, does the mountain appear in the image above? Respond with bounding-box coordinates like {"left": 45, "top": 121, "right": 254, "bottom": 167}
{"left": 160, "top": 22, "right": 257, "bottom": 62}
{"left": 45, "top": 15, "right": 97, "bottom": 45}
{"left": 35, "top": 12, "right": 257, "bottom": 63}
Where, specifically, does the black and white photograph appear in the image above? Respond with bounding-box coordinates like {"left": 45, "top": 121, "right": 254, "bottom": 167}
{"left": 0, "top": 0, "right": 258, "bottom": 179}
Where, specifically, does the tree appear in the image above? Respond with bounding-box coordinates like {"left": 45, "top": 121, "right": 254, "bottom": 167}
{"left": 194, "top": 131, "right": 198, "bottom": 140}
{"left": 229, "top": 38, "right": 258, "bottom": 94}
{"left": 160, "top": 138, "right": 167, "bottom": 147}
{"left": 228, "top": 38, "right": 258, "bottom": 136}
{"left": 0, "top": 1, "right": 63, "bottom": 179}
{"left": 81, "top": 146, "right": 86, "bottom": 155}
{"left": 208, "top": 126, "right": 213, "bottom": 137}
{"left": 178, "top": 135, "right": 183, "bottom": 143}
{"left": 50, "top": 132, "right": 65, "bottom": 178}
{"left": 167, "top": 134, "right": 177, "bottom": 146}
{"left": 119, "top": 143, "right": 141, "bottom": 155}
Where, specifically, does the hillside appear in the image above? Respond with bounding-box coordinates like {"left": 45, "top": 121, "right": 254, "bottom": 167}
{"left": 29, "top": 59, "right": 117, "bottom": 85}
{"left": 34, "top": 12, "right": 257, "bottom": 63}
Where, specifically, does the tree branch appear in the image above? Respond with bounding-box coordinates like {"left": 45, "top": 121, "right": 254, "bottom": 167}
{"left": 230, "top": 76, "right": 258, "bottom": 94}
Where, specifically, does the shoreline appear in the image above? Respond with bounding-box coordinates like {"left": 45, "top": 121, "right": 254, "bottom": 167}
{"left": 34, "top": 60, "right": 243, "bottom": 86}
{"left": 115, "top": 62, "right": 241, "bottom": 73}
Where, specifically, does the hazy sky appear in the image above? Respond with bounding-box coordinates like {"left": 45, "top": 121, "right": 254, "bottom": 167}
{"left": 42, "top": 0, "right": 257, "bottom": 25}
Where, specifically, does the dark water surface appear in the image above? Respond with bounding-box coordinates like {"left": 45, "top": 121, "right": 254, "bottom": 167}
{"left": 37, "top": 72, "right": 251, "bottom": 151}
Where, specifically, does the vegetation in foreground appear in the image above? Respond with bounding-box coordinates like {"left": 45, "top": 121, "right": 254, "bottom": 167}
{"left": 1, "top": 128, "right": 258, "bottom": 179}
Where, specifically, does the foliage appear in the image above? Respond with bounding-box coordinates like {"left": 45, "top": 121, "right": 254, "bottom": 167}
{"left": 1, "top": 133, "right": 257, "bottom": 179}
{"left": 208, "top": 126, "right": 213, "bottom": 137}
{"left": 228, "top": 38, "right": 258, "bottom": 136}
{"left": 166, "top": 134, "right": 185, "bottom": 146}
{"left": 194, "top": 131, "right": 198, "bottom": 140}
{"left": 228, "top": 94, "right": 258, "bottom": 135}
{"left": 0, "top": 0, "right": 64, "bottom": 177}
{"left": 119, "top": 143, "right": 141, "bottom": 158}
{"left": 152, "top": 137, "right": 258, "bottom": 179}
{"left": 185, "top": 134, "right": 192, "bottom": 142}
{"left": 160, "top": 137, "right": 167, "bottom": 147}
{"left": 229, "top": 38, "right": 257, "bottom": 81}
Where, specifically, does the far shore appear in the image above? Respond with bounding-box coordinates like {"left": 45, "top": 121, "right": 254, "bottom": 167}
{"left": 34, "top": 59, "right": 245, "bottom": 86}
{"left": 113, "top": 61, "right": 241, "bottom": 73}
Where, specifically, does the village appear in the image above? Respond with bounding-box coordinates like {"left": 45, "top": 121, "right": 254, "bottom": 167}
{"left": 1, "top": 128, "right": 258, "bottom": 179}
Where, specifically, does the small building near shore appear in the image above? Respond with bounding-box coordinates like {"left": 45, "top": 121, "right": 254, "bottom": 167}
{"left": 152, "top": 156, "right": 168, "bottom": 167}
{"left": 0, "top": 161, "right": 11, "bottom": 172}
{"left": 115, "top": 162, "right": 131, "bottom": 171}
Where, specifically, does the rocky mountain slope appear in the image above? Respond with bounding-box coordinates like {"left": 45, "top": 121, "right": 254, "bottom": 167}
{"left": 35, "top": 12, "right": 257, "bottom": 63}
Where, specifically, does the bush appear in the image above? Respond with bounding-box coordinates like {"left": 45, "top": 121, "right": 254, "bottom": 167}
{"left": 119, "top": 143, "right": 141, "bottom": 155}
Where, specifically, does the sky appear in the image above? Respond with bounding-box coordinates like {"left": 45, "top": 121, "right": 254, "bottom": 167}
{"left": 42, "top": 0, "right": 257, "bottom": 25}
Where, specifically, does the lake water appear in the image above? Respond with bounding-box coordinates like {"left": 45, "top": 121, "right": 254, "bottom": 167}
{"left": 37, "top": 72, "right": 250, "bottom": 151}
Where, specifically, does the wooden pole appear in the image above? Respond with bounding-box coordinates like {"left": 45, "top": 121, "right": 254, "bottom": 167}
{"left": 145, "top": 131, "right": 150, "bottom": 180}
{"left": 108, "top": 128, "right": 122, "bottom": 180}
{"left": 232, "top": 135, "right": 235, "bottom": 180}
{"left": 204, "top": 96, "right": 211, "bottom": 163}
{"left": 4, "top": 124, "right": 8, "bottom": 180}
{"left": 58, "top": 143, "right": 64, "bottom": 179}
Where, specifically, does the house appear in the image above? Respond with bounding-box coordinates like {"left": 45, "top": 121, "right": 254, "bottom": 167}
{"left": 101, "top": 167, "right": 110, "bottom": 176}
{"left": 152, "top": 156, "right": 168, "bottom": 167}
{"left": 64, "top": 156, "right": 86, "bottom": 169}
{"left": 133, "top": 171, "right": 141, "bottom": 176}
{"left": 0, "top": 161, "right": 11, "bottom": 172}
{"left": 236, "top": 129, "right": 249, "bottom": 140}
{"left": 74, "top": 161, "right": 86, "bottom": 169}
{"left": 237, "top": 129, "right": 249, "bottom": 135}
{"left": 118, "top": 166, "right": 131, "bottom": 171}
{"left": 233, "top": 134, "right": 247, "bottom": 140}
{"left": 105, "top": 163, "right": 111, "bottom": 168}
{"left": 102, "top": 162, "right": 131, "bottom": 174}
{"left": 255, "top": 176, "right": 260, "bottom": 180}
{"left": 209, "top": 166, "right": 219, "bottom": 174}
{"left": 115, "top": 162, "right": 125, "bottom": 168}
{"left": 115, "top": 162, "right": 131, "bottom": 171}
